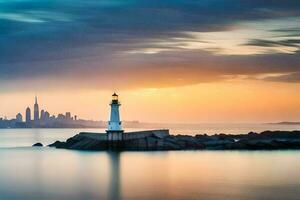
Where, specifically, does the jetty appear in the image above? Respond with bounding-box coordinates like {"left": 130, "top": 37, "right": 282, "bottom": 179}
{"left": 47, "top": 130, "right": 300, "bottom": 151}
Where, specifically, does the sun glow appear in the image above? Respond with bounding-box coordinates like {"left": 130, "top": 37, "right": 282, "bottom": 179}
{"left": 1, "top": 80, "right": 300, "bottom": 123}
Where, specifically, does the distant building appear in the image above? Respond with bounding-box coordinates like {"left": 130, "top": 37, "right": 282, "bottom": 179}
{"left": 26, "top": 107, "right": 31, "bottom": 123}
{"left": 57, "top": 114, "right": 65, "bottom": 120}
{"left": 40, "top": 109, "right": 45, "bottom": 120}
{"left": 66, "top": 112, "right": 71, "bottom": 119}
{"left": 16, "top": 113, "right": 23, "bottom": 122}
{"left": 44, "top": 111, "right": 50, "bottom": 120}
{"left": 34, "top": 96, "right": 39, "bottom": 121}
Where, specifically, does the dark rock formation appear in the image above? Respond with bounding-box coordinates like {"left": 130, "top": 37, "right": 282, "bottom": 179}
{"left": 32, "top": 142, "right": 43, "bottom": 147}
{"left": 47, "top": 130, "right": 300, "bottom": 151}
{"left": 48, "top": 135, "right": 108, "bottom": 150}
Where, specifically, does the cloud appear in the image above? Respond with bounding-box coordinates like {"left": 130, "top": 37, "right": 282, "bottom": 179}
{"left": 0, "top": 0, "right": 300, "bottom": 91}
{"left": 246, "top": 39, "right": 300, "bottom": 48}
{"left": 127, "top": 17, "right": 300, "bottom": 55}
{"left": 263, "top": 72, "right": 300, "bottom": 83}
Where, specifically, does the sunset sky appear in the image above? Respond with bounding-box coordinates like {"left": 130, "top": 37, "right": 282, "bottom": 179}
{"left": 0, "top": 0, "right": 300, "bottom": 123}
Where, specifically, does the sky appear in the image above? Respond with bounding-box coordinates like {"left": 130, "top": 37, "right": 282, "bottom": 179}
{"left": 0, "top": 0, "right": 300, "bottom": 123}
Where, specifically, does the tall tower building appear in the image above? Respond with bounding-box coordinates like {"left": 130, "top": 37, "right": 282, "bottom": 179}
{"left": 40, "top": 109, "right": 45, "bottom": 120}
{"left": 34, "top": 96, "right": 39, "bottom": 121}
{"left": 107, "top": 93, "right": 123, "bottom": 141}
{"left": 44, "top": 111, "right": 50, "bottom": 120}
{"left": 26, "top": 107, "right": 31, "bottom": 123}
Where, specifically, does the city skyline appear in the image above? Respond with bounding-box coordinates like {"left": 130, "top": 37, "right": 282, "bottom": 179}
{"left": 0, "top": 95, "right": 90, "bottom": 128}
{"left": 2, "top": 96, "right": 78, "bottom": 122}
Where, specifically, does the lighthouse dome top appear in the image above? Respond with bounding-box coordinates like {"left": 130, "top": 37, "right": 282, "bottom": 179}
{"left": 111, "top": 92, "right": 120, "bottom": 104}
{"left": 112, "top": 92, "right": 118, "bottom": 100}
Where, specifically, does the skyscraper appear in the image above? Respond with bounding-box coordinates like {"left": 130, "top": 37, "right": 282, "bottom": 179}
{"left": 44, "top": 111, "right": 50, "bottom": 120}
{"left": 34, "top": 96, "right": 39, "bottom": 121}
{"left": 26, "top": 107, "right": 31, "bottom": 123}
{"left": 40, "top": 109, "right": 45, "bottom": 120}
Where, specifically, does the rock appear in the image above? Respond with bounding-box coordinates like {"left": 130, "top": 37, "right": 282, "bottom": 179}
{"left": 174, "top": 135, "right": 204, "bottom": 149}
{"left": 48, "top": 141, "right": 66, "bottom": 148}
{"left": 32, "top": 142, "right": 43, "bottom": 147}
{"left": 48, "top": 130, "right": 300, "bottom": 151}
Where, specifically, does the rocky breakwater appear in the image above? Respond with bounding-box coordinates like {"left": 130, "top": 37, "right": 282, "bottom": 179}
{"left": 48, "top": 130, "right": 300, "bottom": 151}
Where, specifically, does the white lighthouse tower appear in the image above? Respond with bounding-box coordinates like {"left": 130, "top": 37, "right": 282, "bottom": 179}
{"left": 107, "top": 93, "right": 124, "bottom": 141}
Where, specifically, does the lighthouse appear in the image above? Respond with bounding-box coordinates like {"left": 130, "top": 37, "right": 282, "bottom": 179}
{"left": 107, "top": 93, "right": 124, "bottom": 141}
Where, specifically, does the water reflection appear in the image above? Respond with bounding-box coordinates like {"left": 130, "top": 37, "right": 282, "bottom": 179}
{"left": 108, "top": 152, "right": 121, "bottom": 200}
{"left": 1, "top": 149, "right": 300, "bottom": 200}
{"left": 32, "top": 148, "right": 44, "bottom": 198}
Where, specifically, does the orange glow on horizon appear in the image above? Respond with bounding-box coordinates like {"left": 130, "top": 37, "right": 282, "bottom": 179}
{"left": 1, "top": 78, "right": 300, "bottom": 123}
{"left": 1, "top": 80, "right": 300, "bottom": 123}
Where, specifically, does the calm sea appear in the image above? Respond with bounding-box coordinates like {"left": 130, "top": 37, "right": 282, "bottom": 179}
{"left": 1, "top": 124, "right": 300, "bottom": 200}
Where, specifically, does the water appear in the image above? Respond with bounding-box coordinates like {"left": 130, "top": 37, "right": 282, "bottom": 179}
{"left": 1, "top": 125, "right": 300, "bottom": 200}
{"left": 1, "top": 149, "right": 300, "bottom": 200}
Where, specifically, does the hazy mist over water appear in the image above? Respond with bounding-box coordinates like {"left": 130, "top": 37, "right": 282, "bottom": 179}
{"left": 1, "top": 126, "right": 300, "bottom": 200}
